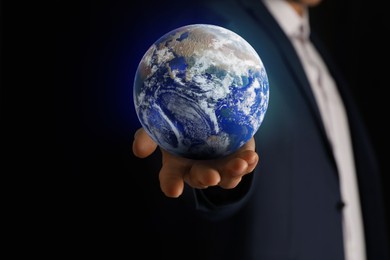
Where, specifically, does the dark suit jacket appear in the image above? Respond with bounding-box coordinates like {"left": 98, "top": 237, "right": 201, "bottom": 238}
{"left": 133, "top": 0, "right": 389, "bottom": 259}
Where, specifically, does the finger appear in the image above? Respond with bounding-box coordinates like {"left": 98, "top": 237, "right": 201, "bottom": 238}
{"left": 187, "top": 162, "right": 221, "bottom": 188}
{"left": 217, "top": 150, "right": 258, "bottom": 188}
{"left": 132, "top": 128, "right": 158, "bottom": 158}
{"left": 225, "top": 157, "right": 249, "bottom": 176}
{"left": 246, "top": 152, "right": 259, "bottom": 173}
{"left": 159, "top": 166, "right": 185, "bottom": 198}
{"left": 219, "top": 149, "right": 258, "bottom": 175}
{"left": 216, "top": 157, "right": 247, "bottom": 188}
{"left": 158, "top": 151, "right": 191, "bottom": 198}
{"left": 219, "top": 176, "right": 242, "bottom": 189}
{"left": 235, "top": 150, "right": 259, "bottom": 174}
{"left": 214, "top": 136, "right": 256, "bottom": 174}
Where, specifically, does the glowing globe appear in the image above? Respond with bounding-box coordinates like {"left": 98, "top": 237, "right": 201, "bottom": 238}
{"left": 133, "top": 24, "right": 269, "bottom": 159}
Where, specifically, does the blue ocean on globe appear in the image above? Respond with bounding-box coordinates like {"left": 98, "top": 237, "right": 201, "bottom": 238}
{"left": 133, "top": 24, "right": 269, "bottom": 159}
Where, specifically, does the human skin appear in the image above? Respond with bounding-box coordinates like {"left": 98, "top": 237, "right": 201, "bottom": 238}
{"left": 287, "top": 0, "right": 322, "bottom": 16}
{"left": 133, "top": 128, "right": 258, "bottom": 198}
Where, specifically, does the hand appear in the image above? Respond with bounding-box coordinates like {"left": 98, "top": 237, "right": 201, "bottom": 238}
{"left": 132, "top": 128, "right": 259, "bottom": 198}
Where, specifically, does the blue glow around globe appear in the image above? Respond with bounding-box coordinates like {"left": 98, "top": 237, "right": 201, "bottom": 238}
{"left": 133, "top": 24, "right": 269, "bottom": 159}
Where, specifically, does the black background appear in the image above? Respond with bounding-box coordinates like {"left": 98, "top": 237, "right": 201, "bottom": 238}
{"left": 3, "top": 0, "right": 389, "bottom": 254}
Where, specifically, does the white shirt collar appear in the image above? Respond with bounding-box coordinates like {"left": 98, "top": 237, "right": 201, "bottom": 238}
{"left": 262, "top": 0, "right": 310, "bottom": 40}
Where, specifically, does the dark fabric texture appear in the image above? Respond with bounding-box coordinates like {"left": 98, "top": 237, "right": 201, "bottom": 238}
{"left": 134, "top": 0, "right": 389, "bottom": 259}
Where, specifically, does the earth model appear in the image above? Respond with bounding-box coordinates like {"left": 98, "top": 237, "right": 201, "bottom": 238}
{"left": 133, "top": 24, "right": 269, "bottom": 159}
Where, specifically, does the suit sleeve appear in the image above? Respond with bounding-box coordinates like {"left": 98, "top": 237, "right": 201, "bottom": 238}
{"left": 191, "top": 164, "right": 257, "bottom": 220}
